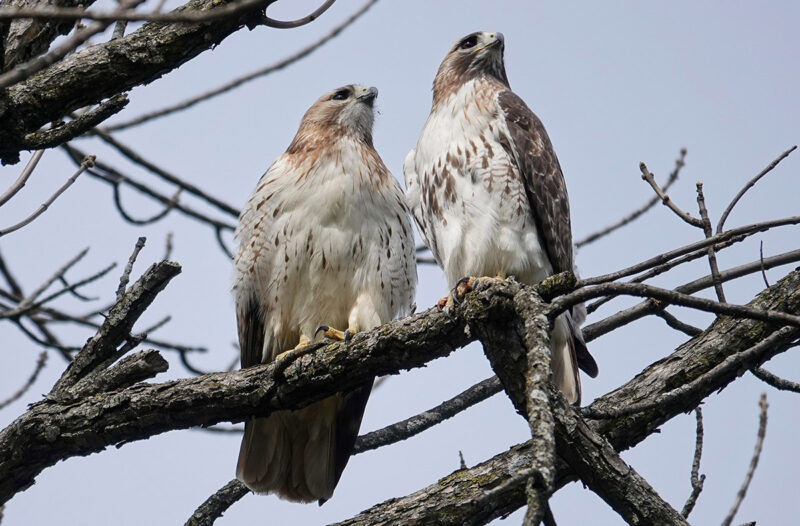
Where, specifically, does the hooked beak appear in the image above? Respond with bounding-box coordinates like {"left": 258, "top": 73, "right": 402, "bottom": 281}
{"left": 358, "top": 86, "right": 378, "bottom": 107}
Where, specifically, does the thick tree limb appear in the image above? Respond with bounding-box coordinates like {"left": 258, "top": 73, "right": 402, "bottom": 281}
{"left": 3, "top": 267, "right": 799, "bottom": 519}
{"left": 0, "top": 0, "right": 290, "bottom": 163}
{"left": 1, "top": 0, "right": 99, "bottom": 72}
{"left": 0, "top": 276, "right": 521, "bottom": 505}
{"left": 334, "top": 269, "right": 800, "bottom": 525}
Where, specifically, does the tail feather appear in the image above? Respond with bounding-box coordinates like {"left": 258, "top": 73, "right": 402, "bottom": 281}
{"left": 236, "top": 398, "right": 340, "bottom": 503}
{"left": 551, "top": 313, "right": 582, "bottom": 405}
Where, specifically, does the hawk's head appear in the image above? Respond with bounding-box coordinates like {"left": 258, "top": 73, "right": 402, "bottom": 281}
{"left": 433, "top": 32, "right": 509, "bottom": 105}
{"left": 293, "top": 85, "right": 378, "bottom": 148}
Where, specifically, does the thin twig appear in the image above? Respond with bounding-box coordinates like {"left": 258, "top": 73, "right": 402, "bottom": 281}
{"left": 0, "top": 150, "right": 44, "bottom": 207}
{"left": 93, "top": 129, "right": 239, "bottom": 217}
{"left": 353, "top": 376, "right": 503, "bottom": 453}
{"left": 580, "top": 215, "right": 800, "bottom": 287}
{"left": 0, "top": 263, "right": 117, "bottom": 319}
{"left": 577, "top": 148, "right": 686, "bottom": 248}
{"left": 584, "top": 247, "right": 800, "bottom": 342}
{"left": 116, "top": 237, "right": 146, "bottom": 302}
{"left": 57, "top": 276, "right": 97, "bottom": 302}
{"left": 759, "top": 241, "right": 770, "bottom": 288}
{"left": 696, "top": 182, "right": 726, "bottom": 302}
{"left": 184, "top": 479, "right": 249, "bottom": 526}
{"left": 586, "top": 234, "right": 745, "bottom": 314}
{"left": 720, "top": 394, "right": 769, "bottom": 526}
{"left": 640, "top": 161, "right": 703, "bottom": 228}
{"left": 104, "top": 0, "right": 379, "bottom": 131}
{"left": 655, "top": 310, "right": 703, "bottom": 337}
{"left": 0, "top": 156, "right": 94, "bottom": 237}
{"left": 62, "top": 145, "right": 235, "bottom": 233}
{"left": 681, "top": 408, "right": 706, "bottom": 518}
{"left": 112, "top": 183, "right": 182, "bottom": 225}
{"left": 582, "top": 328, "right": 795, "bottom": 419}
{"left": 750, "top": 366, "right": 800, "bottom": 394}
{"left": 0, "top": 352, "right": 47, "bottom": 410}
{"left": 14, "top": 248, "right": 89, "bottom": 312}
{"left": 717, "top": 146, "right": 797, "bottom": 234}
{"left": 163, "top": 232, "right": 174, "bottom": 261}
{"left": 551, "top": 281, "right": 800, "bottom": 329}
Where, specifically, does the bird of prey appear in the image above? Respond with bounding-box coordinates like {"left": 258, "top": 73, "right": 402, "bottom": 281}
{"left": 234, "top": 85, "right": 417, "bottom": 502}
{"left": 404, "top": 32, "right": 597, "bottom": 404}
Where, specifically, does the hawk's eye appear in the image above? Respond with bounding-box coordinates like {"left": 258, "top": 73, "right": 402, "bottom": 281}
{"left": 459, "top": 35, "right": 478, "bottom": 50}
{"left": 332, "top": 89, "right": 350, "bottom": 101}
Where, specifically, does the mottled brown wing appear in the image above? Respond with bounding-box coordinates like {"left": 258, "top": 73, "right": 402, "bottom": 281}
{"left": 237, "top": 292, "right": 265, "bottom": 368}
{"left": 497, "top": 90, "right": 573, "bottom": 274}
{"left": 498, "top": 90, "right": 598, "bottom": 378}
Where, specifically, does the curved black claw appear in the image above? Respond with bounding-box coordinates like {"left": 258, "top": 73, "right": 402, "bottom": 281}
{"left": 314, "top": 325, "right": 330, "bottom": 339}
{"left": 344, "top": 329, "right": 354, "bottom": 343}
{"left": 450, "top": 276, "right": 472, "bottom": 305}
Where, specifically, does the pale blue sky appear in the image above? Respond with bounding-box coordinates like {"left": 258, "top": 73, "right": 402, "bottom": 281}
{"left": 1, "top": 1, "right": 798, "bottom": 524}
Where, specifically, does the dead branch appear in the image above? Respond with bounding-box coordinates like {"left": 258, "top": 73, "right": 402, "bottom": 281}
{"left": 185, "top": 479, "right": 249, "bottom": 526}
{"left": 116, "top": 236, "right": 146, "bottom": 301}
{"left": 105, "top": 0, "right": 379, "bottom": 132}
{"left": 717, "top": 146, "right": 797, "bottom": 234}
{"left": 0, "top": 150, "right": 43, "bottom": 206}
{"left": 720, "top": 394, "right": 769, "bottom": 526}
{"left": 0, "top": 0, "right": 335, "bottom": 163}
{"left": 696, "top": 182, "right": 726, "bottom": 302}
{"left": 0, "top": 155, "right": 94, "bottom": 237}
{"left": 0, "top": 0, "right": 335, "bottom": 27}
{"left": 577, "top": 148, "right": 686, "bottom": 248}
{"left": 353, "top": 376, "right": 502, "bottom": 454}
{"left": 21, "top": 94, "right": 129, "bottom": 150}
{"left": 0, "top": 0, "right": 146, "bottom": 90}
{"left": 640, "top": 160, "right": 703, "bottom": 228}
{"left": 581, "top": 215, "right": 800, "bottom": 286}
{"left": 92, "top": 129, "right": 239, "bottom": 217}
{"left": 0, "top": 351, "right": 47, "bottom": 410}
{"left": 750, "top": 366, "right": 800, "bottom": 393}
{"left": 681, "top": 408, "right": 705, "bottom": 518}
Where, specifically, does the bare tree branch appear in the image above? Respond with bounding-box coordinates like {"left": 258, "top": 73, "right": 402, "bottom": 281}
{"left": 640, "top": 160, "right": 703, "bottom": 228}
{"left": 0, "top": 0, "right": 146, "bottom": 90}
{"left": 105, "top": 0, "right": 379, "bottom": 131}
{"left": 115, "top": 236, "right": 146, "bottom": 301}
{"left": 696, "top": 182, "right": 726, "bottom": 302}
{"left": 21, "top": 94, "right": 129, "bottom": 150}
{"left": 92, "top": 129, "right": 239, "bottom": 217}
{"left": 0, "top": 0, "right": 338, "bottom": 163}
{"left": 681, "top": 408, "right": 705, "bottom": 518}
{"left": 0, "top": 351, "right": 47, "bottom": 410}
{"left": 0, "top": 155, "right": 94, "bottom": 237}
{"left": 353, "top": 376, "right": 502, "bottom": 454}
{"left": 581, "top": 215, "right": 800, "bottom": 287}
{"left": 185, "top": 479, "right": 249, "bottom": 526}
{"left": 0, "top": 149, "right": 43, "bottom": 206}
{"left": 720, "top": 394, "right": 769, "bottom": 526}
{"left": 717, "top": 146, "right": 797, "bottom": 234}
{"left": 750, "top": 366, "right": 800, "bottom": 393}
{"left": 0, "top": 0, "right": 335, "bottom": 27}
{"left": 577, "top": 148, "right": 686, "bottom": 248}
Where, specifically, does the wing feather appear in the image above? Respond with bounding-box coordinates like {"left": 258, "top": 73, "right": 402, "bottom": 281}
{"left": 498, "top": 90, "right": 598, "bottom": 378}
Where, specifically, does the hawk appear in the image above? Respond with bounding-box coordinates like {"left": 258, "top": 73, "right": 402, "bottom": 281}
{"left": 234, "top": 85, "right": 417, "bottom": 502}
{"left": 404, "top": 32, "right": 597, "bottom": 404}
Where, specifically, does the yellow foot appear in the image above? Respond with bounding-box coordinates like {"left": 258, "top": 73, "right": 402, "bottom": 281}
{"left": 314, "top": 325, "right": 355, "bottom": 342}
{"left": 439, "top": 275, "right": 507, "bottom": 309}
{"left": 274, "top": 335, "right": 312, "bottom": 361}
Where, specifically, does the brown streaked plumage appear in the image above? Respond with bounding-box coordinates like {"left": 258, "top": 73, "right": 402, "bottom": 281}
{"left": 404, "top": 32, "right": 597, "bottom": 404}
{"left": 235, "top": 85, "right": 416, "bottom": 503}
